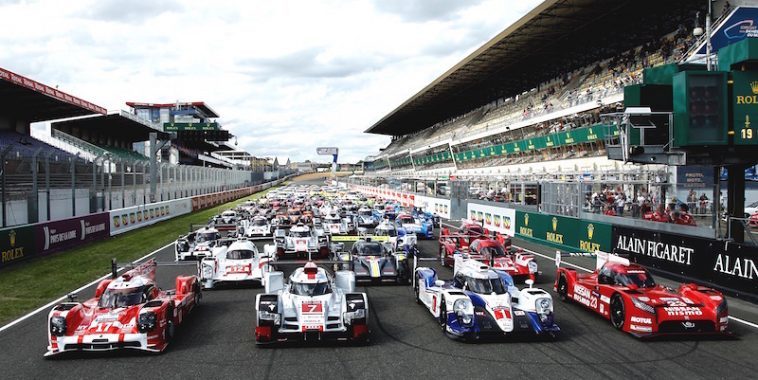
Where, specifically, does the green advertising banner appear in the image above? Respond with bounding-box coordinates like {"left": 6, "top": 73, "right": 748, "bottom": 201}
{"left": 732, "top": 71, "right": 758, "bottom": 145}
{"left": 0, "top": 226, "right": 36, "bottom": 269}
{"left": 515, "top": 211, "right": 612, "bottom": 252}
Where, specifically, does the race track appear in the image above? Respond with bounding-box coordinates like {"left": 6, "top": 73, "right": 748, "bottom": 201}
{"left": 1, "top": 183, "right": 757, "bottom": 379}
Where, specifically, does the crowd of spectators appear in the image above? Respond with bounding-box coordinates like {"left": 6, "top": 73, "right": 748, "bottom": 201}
{"left": 586, "top": 186, "right": 704, "bottom": 226}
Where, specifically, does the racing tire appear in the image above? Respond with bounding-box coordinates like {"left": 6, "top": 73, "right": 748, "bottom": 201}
{"left": 557, "top": 276, "right": 569, "bottom": 302}
{"left": 194, "top": 284, "right": 202, "bottom": 306}
{"left": 414, "top": 281, "right": 421, "bottom": 305}
{"left": 164, "top": 306, "right": 176, "bottom": 343}
{"left": 439, "top": 246, "right": 448, "bottom": 267}
{"left": 438, "top": 296, "right": 447, "bottom": 331}
{"left": 610, "top": 294, "right": 625, "bottom": 330}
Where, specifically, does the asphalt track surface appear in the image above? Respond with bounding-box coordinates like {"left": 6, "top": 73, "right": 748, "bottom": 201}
{"left": 2, "top": 180, "right": 758, "bottom": 379}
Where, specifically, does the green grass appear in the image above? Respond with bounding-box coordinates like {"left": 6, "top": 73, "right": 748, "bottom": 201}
{"left": 0, "top": 185, "right": 280, "bottom": 326}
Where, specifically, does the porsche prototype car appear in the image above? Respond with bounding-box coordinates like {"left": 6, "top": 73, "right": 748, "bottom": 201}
{"left": 272, "top": 224, "right": 330, "bottom": 259}
{"left": 45, "top": 260, "right": 201, "bottom": 356}
{"left": 355, "top": 206, "right": 379, "bottom": 227}
{"left": 240, "top": 215, "right": 273, "bottom": 238}
{"left": 414, "top": 258, "right": 559, "bottom": 341}
{"left": 467, "top": 239, "right": 539, "bottom": 282}
{"left": 554, "top": 251, "right": 730, "bottom": 337}
{"left": 175, "top": 226, "right": 222, "bottom": 261}
{"left": 254, "top": 262, "right": 370, "bottom": 345}
{"left": 199, "top": 239, "right": 275, "bottom": 289}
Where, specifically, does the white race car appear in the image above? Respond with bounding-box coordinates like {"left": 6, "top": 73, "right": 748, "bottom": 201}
{"left": 374, "top": 220, "right": 416, "bottom": 252}
{"left": 414, "top": 257, "right": 560, "bottom": 341}
{"left": 323, "top": 214, "right": 354, "bottom": 235}
{"left": 198, "top": 239, "right": 275, "bottom": 289}
{"left": 175, "top": 226, "right": 222, "bottom": 261}
{"left": 272, "top": 224, "right": 330, "bottom": 259}
{"left": 239, "top": 216, "right": 273, "bottom": 238}
{"left": 254, "top": 262, "right": 369, "bottom": 345}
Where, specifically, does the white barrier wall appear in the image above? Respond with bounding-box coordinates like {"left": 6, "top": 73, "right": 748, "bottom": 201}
{"left": 109, "top": 198, "right": 193, "bottom": 235}
{"left": 466, "top": 203, "right": 516, "bottom": 237}
{"left": 350, "top": 184, "right": 452, "bottom": 219}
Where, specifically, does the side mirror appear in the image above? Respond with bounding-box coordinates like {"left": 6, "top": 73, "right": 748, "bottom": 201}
{"left": 525, "top": 279, "right": 534, "bottom": 288}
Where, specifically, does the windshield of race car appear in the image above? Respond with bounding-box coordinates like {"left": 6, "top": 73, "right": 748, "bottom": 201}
{"left": 290, "top": 210, "right": 302, "bottom": 216}
{"left": 375, "top": 227, "right": 397, "bottom": 237}
{"left": 397, "top": 217, "right": 415, "bottom": 225}
{"left": 227, "top": 250, "right": 255, "bottom": 260}
{"left": 353, "top": 242, "right": 384, "bottom": 256}
{"left": 196, "top": 232, "right": 218, "bottom": 243}
{"left": 480, "top": 246, "right": 506, "bottom": 257}
{"left": 326, "top": 217, "right": 340, "bottom": 223}
{"left": 466, "top": 276, "right": 507, "bottom": 295}
{"left": 615, "top": 269, "right": 656, "bottom": 288}
{"left": 98, "top": 286, "right": 146, "bottom": 308}
{"left": 291, "top": 230, "right": 311, "bottom": 238}
{"left": 291, "top": 281, "right": 331, "bottom": 296}
{"left": 252, "top": 219, "right": 267, "bottom": 226}
{"left": 359, "top": 210, "right": 372, "bottom": 217}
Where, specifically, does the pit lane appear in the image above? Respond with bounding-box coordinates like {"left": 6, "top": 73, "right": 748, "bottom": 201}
{"left": 1, "top": 181, "right": 757, "bottom": 378}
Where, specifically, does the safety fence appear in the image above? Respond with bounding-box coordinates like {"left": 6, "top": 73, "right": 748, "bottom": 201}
{"left": 0, "top": 175, "right": 293, "bottom": 269}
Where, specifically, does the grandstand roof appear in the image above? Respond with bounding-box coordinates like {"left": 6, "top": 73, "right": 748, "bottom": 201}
{"left": 51, "top": 110, "right": 168, "bottom": 143}
{"left": 0, "top": 67, "right": 106, "bottom": 122}
{"left": 125, "top": 101, "right": 220, "bottom": 118}
{"left": 366, "top": 0, "right": 702, "bottom": 136}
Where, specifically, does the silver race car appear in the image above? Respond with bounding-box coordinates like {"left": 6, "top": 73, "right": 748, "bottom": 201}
{"left": 254, "top": 262, "right": 370, "bottom": 345}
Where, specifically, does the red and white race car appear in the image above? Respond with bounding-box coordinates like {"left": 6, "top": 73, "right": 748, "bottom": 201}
{"left": 438, "top": 221, "right": 489, "bottom": 267}
{"left": 45, "top": 260, "right": 201, "bottom": 357}
{"left": 467, "top": 238, "right": 539, "bottom": 282}
{"left": 554, "top": 251, "right": 730, "bottom": 338}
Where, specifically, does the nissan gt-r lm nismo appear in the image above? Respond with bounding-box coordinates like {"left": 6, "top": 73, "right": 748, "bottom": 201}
{"left": 554, "top": 251, "right": 731, "bottom": 338}
{"left": 198, "top": 238, "right": 275, "bottom": 289}
{"left": 254, "top": 262, "right": 370, "bottom": 345}
{"left": 45, "top": 260, "right": 201, "bottom": 357}
{"left": 414, "top": 258, "right": 559, "bottom": 341}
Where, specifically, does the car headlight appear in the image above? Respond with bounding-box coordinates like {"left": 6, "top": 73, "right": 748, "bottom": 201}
{"left": 536, "top": 297, "right": 552, "bottom": 315}
{"left": 527, "top": 260, "right": 538, "bottom": 273}
{"left": 632, "top": 297, "right": 655, "bottom": 314}
{"left": 716, "top": 298, "right": 728, "bottom": 316}
{"left": 202, "top": 264, "right": 214, "bottom": 279}
{"left": 50, "top": 316, "right": 67, "bottom": 336}
{"left": 453, "top": 298, "right": 474, "bottom": 325}
{"left": 258, "top": 311, "right": 281, "bottom": 324}
{"left": 138, "top": 312, "right": 157, "bottom": 332}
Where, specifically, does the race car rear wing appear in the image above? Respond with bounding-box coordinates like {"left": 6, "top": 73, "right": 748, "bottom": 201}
{"left": 553, "top": 250, "right": 629, "bottom": 270}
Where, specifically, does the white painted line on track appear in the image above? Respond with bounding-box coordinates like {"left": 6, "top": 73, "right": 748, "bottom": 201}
{"left": 0, "top": 241, "right": 175, "bottom": 334}
{"left": 441, "top": 221, "right": 758, "bottom": 330}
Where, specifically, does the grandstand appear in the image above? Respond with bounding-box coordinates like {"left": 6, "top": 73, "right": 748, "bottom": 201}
{"left": 0, "top": 68, "right": 292, "bottom": 227}
{"left": 360, "top": 0, "right": 753, "bottom": 233}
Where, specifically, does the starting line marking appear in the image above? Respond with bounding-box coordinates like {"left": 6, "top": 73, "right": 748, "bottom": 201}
{"left": 0, "top": 241, "right": 175, "bottom": 334}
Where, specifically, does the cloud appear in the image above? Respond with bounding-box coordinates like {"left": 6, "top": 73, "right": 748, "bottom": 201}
{"left": 82, "top": 0, "right": 184, "bottom": 23}
{"left": 0, "top": 0, "right": 541, "bottom": 163}
{"left": 371, "top": 0, "right": 487, "bottom": 22}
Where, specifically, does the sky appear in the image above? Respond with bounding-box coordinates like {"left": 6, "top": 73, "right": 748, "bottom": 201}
{"left": 0, "top": 0, "right": 542, "bottom": 163}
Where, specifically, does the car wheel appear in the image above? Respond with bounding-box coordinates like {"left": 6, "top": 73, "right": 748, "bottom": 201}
{"left": 194, "top": 286, "right": 202, "bottom": 306}
{"left": 438, "top": 296, "right": 447, "bottom": 330}
{"left": 414, "top": 281, "right": 421, "bottom": 305}
{"left": 610, "top": 294, "right": 625, "bottom": 330}
{"left": 557, "top": 276, "right": 568, "bottom": 302}
{"left": 439, "top": 246, "right": 447, "bottom": 267}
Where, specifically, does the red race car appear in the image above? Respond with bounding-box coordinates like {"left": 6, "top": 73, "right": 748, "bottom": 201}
{"left": 749, "top": 212, "right": 758, "bottom": 228}
{"left": 438, "top": 221, "right": 489, "bottom": 267}
{"left": 468, "top": 238, "right": 540, "bottom": 282}
{"left": 554, "top": 251, "right": 729, "bottom": 338}
{"left": 45, "top": 260, "right": 201, "bottom": 357}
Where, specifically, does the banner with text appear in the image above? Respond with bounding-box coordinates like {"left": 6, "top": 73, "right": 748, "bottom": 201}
{"left": 515, "top": 211, "right": 612, "bottom": 252}
{"left": 612, "top": 226, "right": 757, "bottom": 295}
{"left": 467, "top": 203, "right": 516, "bottom": 237}
{"left": 110, "top": 198, "right": 193, "bottom": 235}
